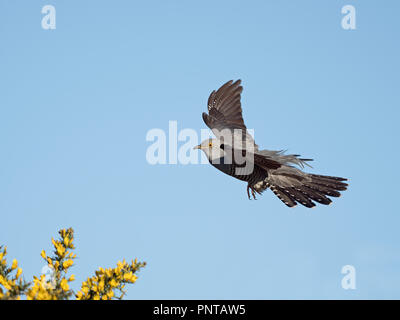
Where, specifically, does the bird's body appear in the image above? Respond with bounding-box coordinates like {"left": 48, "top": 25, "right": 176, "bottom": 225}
{"left": 194, "top": 80, "right": 348, "bottom": 208}
{"left": 210, "top": 155, "right": 268, "bottom": 185}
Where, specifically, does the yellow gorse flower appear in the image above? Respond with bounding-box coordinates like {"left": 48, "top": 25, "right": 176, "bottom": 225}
{"left": 76, "top": 257, "right": 144, "bottom": 300}
{"left": 60, "top": 278, "right": 69, "bottom": 292}
{"left": 16, "top": 268, "right": 23, "bottom": 279}
{"left": 0, "top": 247, "right": 26, "bottom": 299}
{"left": 11, "top": 259, "right": 18, "bottom": 270}
{"left": 1, "top": 228, "right": 145, "bottom": 300}
{"left": 63, "top": 237, "right": 70, "bottom": 247}
{"left": 109, "top": 278, "right": 118, "bottom": 287}
{"left": 62, "top": 259, "right": 74, "bottom": 270}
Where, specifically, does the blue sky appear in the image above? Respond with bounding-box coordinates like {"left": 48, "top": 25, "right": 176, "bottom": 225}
{"left": 1, "top": 0, "right": 399, "bottom": 299}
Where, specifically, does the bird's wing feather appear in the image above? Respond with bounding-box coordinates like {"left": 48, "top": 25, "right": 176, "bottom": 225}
{"left": 253, "top": 153, "right": 282, "bottom": 170}
{"left": 220, "top": 144, "right": 281, "bottom": 170}
{"left": 203, "top": 80, "right": 258, "bottom": 150}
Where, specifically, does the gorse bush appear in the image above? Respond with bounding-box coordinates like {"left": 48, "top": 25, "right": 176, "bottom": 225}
{"left": 0, "top": 228, "right": 146, "bottom": 300}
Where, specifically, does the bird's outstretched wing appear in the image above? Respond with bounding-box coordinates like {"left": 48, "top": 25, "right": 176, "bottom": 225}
{"left": 202, "top": 80, "right": 258, "bottom": 150}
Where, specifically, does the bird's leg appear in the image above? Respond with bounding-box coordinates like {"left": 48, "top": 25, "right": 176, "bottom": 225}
{"left": 247, "top": 185, "right": 257, "bottom": 200}
{"left": 251, "top": 188, "right": 257, "bottom": 200}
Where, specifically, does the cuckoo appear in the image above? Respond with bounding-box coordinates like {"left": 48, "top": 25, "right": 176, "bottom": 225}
{"left": 194, "top": 80, "right": 348, "bottom": 208}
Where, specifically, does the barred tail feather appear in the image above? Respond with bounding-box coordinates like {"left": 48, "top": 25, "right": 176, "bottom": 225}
{"left": 269, "top": 174, "right": 348, "bottom": 208}
{"left": 269, "top": 185, "right": 297, "bottom": 208}
{"left": 308, "top": 174, "right": 348, "bottom": 192}
{"left": 296, "top": 185, "right": 332, "bottom": 205}
{"left": 283, "top": 187, "right": 315, "bottom": 208}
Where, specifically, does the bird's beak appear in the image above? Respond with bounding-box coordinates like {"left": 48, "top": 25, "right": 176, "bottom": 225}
{"left": 193, "top": 144, "right": 201, "bottom": 150}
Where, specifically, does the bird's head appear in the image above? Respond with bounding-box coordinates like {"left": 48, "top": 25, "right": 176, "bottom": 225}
{"left": 193, "top": 138, "right": 225, "bottom": 161}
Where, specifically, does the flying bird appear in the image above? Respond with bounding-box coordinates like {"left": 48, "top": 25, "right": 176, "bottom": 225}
{"left": 194, "top": 80, "right": 348, "bottom": 208}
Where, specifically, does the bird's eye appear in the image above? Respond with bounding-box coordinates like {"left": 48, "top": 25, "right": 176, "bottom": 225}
{"left": 208, "top": 142, "right": 212, "bottom": 147}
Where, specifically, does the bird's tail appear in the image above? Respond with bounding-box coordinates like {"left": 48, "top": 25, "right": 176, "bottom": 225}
{"left": 268, "top": 173, "right": 348, "bottom": 208}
